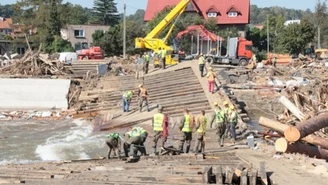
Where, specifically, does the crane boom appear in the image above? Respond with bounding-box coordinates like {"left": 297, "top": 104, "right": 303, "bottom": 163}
{"left": 135, "top": 0, "right": 191, "bottom": 52}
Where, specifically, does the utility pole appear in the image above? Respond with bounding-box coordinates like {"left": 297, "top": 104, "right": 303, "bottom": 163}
{"left": 318, "top": 27, "right": 321, "bottom": 49}
{"left": 267, "top": 15, "right": 270, "bottom": 54}
{"left": 123, "top": 0, "right": 126, "bottom": 59}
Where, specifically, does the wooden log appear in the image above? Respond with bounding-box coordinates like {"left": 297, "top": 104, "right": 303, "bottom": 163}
{"left": 214, "top": 166, "right": 223, "bottom": 185}
{"left": 284, "top": 114, "right": 328, "bottom": 142}
{"left": 259, "top": 116, "right": 328, "bottom": 150}
{"left": 225, "top": 166, "right": 233, "bottom": 184}
{"left": 275, "top": 138, "right": 328, "bottom": 160}
{"left": 279, "top": 96, "right": 305, "bottom": 120}
{"left": 202, "top": 167, "right": 212, "bottom": 184}
{"left": 249, "top": 170, "right": 257, "bottom": 185}
{"left": 259, "top": 161, "right": 268, "bottom": 185}
{"left": 240, "top": 170, "right": 248, "bottom": 185}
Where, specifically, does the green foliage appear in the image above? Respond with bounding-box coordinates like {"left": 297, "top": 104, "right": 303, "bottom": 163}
{"left": 126, "top": 9, "right": 145, "bottom": 24}
{"left": 250, "top": 5, "right": 313, "bottom": 24}
{"left": 49, "top": 0, "right": 61, "bottom": 36}
{"left": 47, "top": 36, "right": 74, "bottom": 53}
{"left": 280, "top": 19, "right": 315, "bottom": 54}
{"left": 59, "top": 3, "right": 90, "bottom": 25}
{"left": 0, "top": 4, "right": 14, "bottom": 17}
{"left": 314, "top": 0, "right": 328, "bottom": 48}
{"left": 3, "top": 34, "right": 13, "bottom": 40}
{"left": 93, "top": 0, "right": 119, "bottom": 26}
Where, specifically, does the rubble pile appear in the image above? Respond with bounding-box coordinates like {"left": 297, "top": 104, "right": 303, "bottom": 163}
{"left": 0, "top": 49, "right": 68, "bottom": 76}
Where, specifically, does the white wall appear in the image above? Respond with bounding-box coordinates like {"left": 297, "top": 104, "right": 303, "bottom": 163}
{"left": 0, "top": 79, "right": 71, "bottom": 110}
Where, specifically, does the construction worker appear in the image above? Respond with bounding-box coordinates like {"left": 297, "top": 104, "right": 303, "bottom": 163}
{"left": 194, "top": 110, "right": 207, "bottom": 153}
{"left": 178, "top": 109, "right": 194, "bottom": 153}
{"left": 152, "top": 105, "right": 169, "bottom": 155}
{"left": 272, "top": 55, "right": 277, "bottom": 68}
{"left": 228, "top": 105, "right": 238, "bottom": 143}
{"left": 160, "top": 48, "right": 167, "bottom": 69}
{"left": 198, "top": 53, "right": 205, "bottom": 77}
{"left": 223, "top": 101, "right": 231, "bottom": 138}
{"left": 123, "top": 126, "right": 148, "bottom": 157}
{"left": 122, "top": 90, "right": 134, "bottom": 112}
{"left": 138, "top": 84, "right": 150, "bottom": 112}
{"left": 105, "top": 132, "right": 121, "bottom": 159}
{"left": 206, "top": 67, "right": 216, "bottom": 94}
{"left": 142, "top": 52, "right": 150, "bottom": 74}
{"left": 210, "top": 102, "right": 226, "bottom": 147}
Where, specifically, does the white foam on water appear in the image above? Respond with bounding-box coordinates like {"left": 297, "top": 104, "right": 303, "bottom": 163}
{"left": 35, "top": 119, "right": 105, "bottom": 161}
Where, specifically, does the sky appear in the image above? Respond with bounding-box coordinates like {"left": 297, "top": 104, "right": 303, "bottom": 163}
{"left": 2, "top": 0, "right": 316, "bottom": 15}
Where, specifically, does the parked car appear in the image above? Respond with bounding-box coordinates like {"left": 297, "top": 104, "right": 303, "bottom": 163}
{"left": 58, "top": 52, "right": 77, "bottom": 65}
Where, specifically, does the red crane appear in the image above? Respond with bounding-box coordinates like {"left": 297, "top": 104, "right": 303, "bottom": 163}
{"left": 175, "top": 25, "right": 223, "bottom": 41}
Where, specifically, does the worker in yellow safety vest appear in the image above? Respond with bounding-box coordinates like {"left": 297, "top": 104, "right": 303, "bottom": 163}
{"left": 105, "top": 133, "right": 121, "bottom": 159}
{"left": 228, "top": 105, "right": 238, "bottom": 143}
{"left": 142, "top": 52, "right": 150, "bottom": 74}
{"left": 160, "top": 48, "right": 167, "bottom": 69}
{"left": 178, "top": 109, "right": 194, "bottom": 153}
{"left": 123, "top": 126, "right": 148, "bottom": 157}
{"left": 122, "top": 90, "right": 134, "bottom": 112}
{"left": 152, "top": 105, "right": 169, "bottom": 155}
{"left": 198, "top": 53, "right": 205, "bottom": 77}
{"left": 138, "top": 84, "right": 150, "bottom": 112}
{"left": 206, "top": 67, "right": 216, "bottom": 94}
{"left": 223, "top": 101, "right": 231, "bottom": 138}
{"left": 210, "top": 102, "right": 226, "bottom": 147}
{"left": 194, "top": 110, "right": 207, "bottom": 153}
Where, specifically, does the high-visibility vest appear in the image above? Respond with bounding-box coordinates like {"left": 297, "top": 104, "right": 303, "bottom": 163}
{"left": 140, "top": 88, "right": 147, "bottom": 97}
{"left": 215, "top": 110, "right": 225, "bottom": 124}
{"left": 198, "top": 56, "right": 205, "bottom": 64}
{"left": 224, "top": 107, "right": 230, "bottom": 115}
{"left": 123, "top": 91, "right": 133, "bottom": 99}
{"left": 182, "top": 115, "right": 192, "bottom": 132}
{"left": 143, "top": 54, "right": 150, "bottom": 62}
{"left": 161, "top": 50, "right": 167, "bottom": 58}
{"left": 106, "top": 133, "right": 119, "bottom": 139}
{"left": 197, "top": 115, "right": 207, "bottom": 133}
{"left": 230, "top": 110, "right": 238, "bottom": 123}
{"left": 207, "top": 71, "right": 215, "bottom": 81}
{"left": 153, "top": 113, "right": 164, "bottom": 131}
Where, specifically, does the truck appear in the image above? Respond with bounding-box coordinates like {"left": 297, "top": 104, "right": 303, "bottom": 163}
{"left": 76, "top": 46, "right": 104, "bottom": 60}
{"left": 205, "top": 37, "right": 253, "bottom": 66}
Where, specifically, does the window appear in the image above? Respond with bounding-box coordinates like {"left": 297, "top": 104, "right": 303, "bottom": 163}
{"left": 207, "top": 12, "right": 217, "bottom": 17}
{"left": 82, "top": 42, "right": 88, "bottom": 49}
{"left": 246, "top": 45, "right": 252, "bottom": 51}
{"left": 228, "top": 11, "right": 238, "bottom": 17}
{"left": 74, "top": 30, "right": 85, "bottom": 37}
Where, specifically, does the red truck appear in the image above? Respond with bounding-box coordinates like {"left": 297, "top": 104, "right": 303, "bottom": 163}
{"left": 205, "top": 37, "right": 253, "bottom": 66}
{"left": 76, "top": 46, "right": 105, "bottom": 60}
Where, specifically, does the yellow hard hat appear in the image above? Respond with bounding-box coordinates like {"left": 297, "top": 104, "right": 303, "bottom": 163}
{"left": 223, "top": 101, "right": 229, "bottom": 106}
{"left": 213, "top": 102, "right": 218, "bottom": 106}
{"left": 230, "top": 105, "right": 235, "bottom": 110}
{"left": 209, "top": 67, "right": 213, "bottom": 70}
{"left": 200, "top": 53, "right": 203, "bottom": 56}
{"left": 138, "top": 84, "right": 143, "bottom": 88}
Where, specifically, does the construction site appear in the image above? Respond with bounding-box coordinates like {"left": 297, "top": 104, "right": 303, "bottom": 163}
{"left": 1, "top": 0, "right": 328, "bottom": 185}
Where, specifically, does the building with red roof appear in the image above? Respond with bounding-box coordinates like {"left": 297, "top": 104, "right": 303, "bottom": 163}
{"left": 144, "top": 0, "right": 250, "bottom": 37}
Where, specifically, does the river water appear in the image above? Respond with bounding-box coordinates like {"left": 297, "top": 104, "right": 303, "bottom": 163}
{"left": 0, "top": 119, "right": 107, "bottom": 165}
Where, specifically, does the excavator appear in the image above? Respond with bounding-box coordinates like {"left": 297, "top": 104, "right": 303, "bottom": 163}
{"left": 135, "top": 0, "right": 192, "bottom": 65}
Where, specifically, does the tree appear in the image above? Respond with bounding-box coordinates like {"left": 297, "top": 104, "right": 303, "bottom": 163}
{"left": 314, "top": 0, "right": 328, "bottom": 48}
{"left": 0, "top": 4, "right": 14, "bottom": 18}
{"left": 281, "top": 19, "right": 315, "bottom": 54}
{"left": 93, "top": 0, "right": 119, "bottom": 26}
{"left": 49, "top": 0, "right": 61, "bottom": 36}
{"left": 59, "top": 3, "right": 91, "bottom": 25}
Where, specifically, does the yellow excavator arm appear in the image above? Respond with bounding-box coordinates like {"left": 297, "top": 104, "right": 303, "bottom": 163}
{"left": 135, "top": 0, "right": 191, "bottom": 53}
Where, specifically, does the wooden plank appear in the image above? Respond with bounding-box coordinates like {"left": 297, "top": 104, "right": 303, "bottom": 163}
{"left": 234, "top": 163, "right": 244, "bottom": 177}
{"left": 240, "top": 170, "right": 248, "bottom": 185}
{"left": 202, "top": 167, "right": 213, "bottom": 184}
{"left": 249, "top": 170, "right": 257, "bottom": 185}
{"left": 0, "top": 179, "right": 25, "bottom": 184}
{"left": 214, "top": 166, "right": 223, "bottom": 185}
{"left": 260, "top": 161, "right": 268, "bottom": 185}
{"left": 225, "top": 166, "right": 233, "bottom": 184}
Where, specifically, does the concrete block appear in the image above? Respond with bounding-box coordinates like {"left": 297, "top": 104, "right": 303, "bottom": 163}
{"left": 0, "top": 79, "right": 70, "bottom": 110}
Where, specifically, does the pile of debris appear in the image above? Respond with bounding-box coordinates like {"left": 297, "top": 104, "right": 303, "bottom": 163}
{"left": 0, "top": 110, "right": 70, "bottom": 121}
{"left": 0, "top": 48, "right": 67, "bottom": 76}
